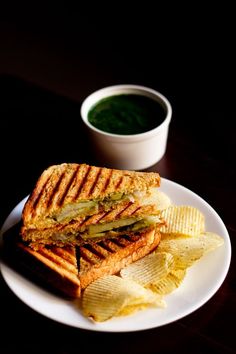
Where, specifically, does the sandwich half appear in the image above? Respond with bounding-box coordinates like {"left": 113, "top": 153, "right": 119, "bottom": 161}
{"left": 21, "top": 163, "right": 164, "bottom": 248}
{"left": 3, "top": 224, "right": 161, "bottom": 298}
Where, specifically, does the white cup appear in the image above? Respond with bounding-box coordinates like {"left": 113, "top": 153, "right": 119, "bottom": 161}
{"left": 80, "top": 84, "right": 172, "bottom": 170}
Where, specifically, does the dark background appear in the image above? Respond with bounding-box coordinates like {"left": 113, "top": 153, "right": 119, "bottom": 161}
{"left": 0, "top": 7, "right": 235, "bottom": 215}
{"left": 0, "top": 6, "right": 235, "bottom": 227}
{"left": 0, "top": 6, "right": 235, "bottom": 354}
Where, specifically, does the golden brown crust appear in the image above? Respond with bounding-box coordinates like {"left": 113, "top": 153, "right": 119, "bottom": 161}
{"left": 7, "top": 228, "right": 161, "bottom": 298}
{"left": 11, "top": 243, "right": 81, "bottom": 298}
{"left": 79, "top": 228, "right": 161, "bottom": 289}
{"left": 22, "top": 163, "right": 160, "bottom": 229}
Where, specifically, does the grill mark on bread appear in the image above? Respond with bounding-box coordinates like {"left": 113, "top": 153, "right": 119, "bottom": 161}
{"left": 115, "top": 175, "right": 124, "bottom": 189}
{"left": 36, "top": 247, "right": 77, "bottom": 273}
{"left": 46, "top": 172, "right": 66, "bottom": 208}
{"left": 31, "top": 175, "right": 52, "bottom": 216}
{"left": 73, "top": 165, "right": 91, "bottom": 200}
{"left": 79, "top": 202, "right": 133, "bottom": 228}
{"left": 79, "top": 211, "right": 108, "bottom": 228}
{"left": 106, "top": 239, "right": 125, "bottom": 252}
{"left": 82, "top": 244, "right": 106, "bottom": 260}
{"left": 79, "top": 237, "right": 130, "bottom": 264}
{"left": 119, "top": 203, "right": 140, "bottom": 217}
{"left": 101, "top": 201, "right": 133, "bottom": 222}
{"left": 109, "top": 238, "right": 127, "bottom": 248}
{"left": 117, "top": 201, "right": 134, "bottom": 215}
{"left": 52, "top": 246, "right": 76, "bottom": 265}
{"left": 114, "top": 236, "right": 132, "bottom": 247}
{"left": 99, "top": 241, "right": 116, "bottom": 253}
{"left": 80, "top": 247, "right": 100, "bottom": 265}
{"left": 58, "top": 165, "right": 80, "bottom": 206}
{"left": 101, "top": 169, "right": 113, "bottom": 194}
{"left": 88, "top": 167, "right": 102, "bottom": 197}
{"left": 123, "top": 234, "right": 139, "bottom": 242}
{"left": 61, "top": 164, "right": 85, "bottom": 201}
{"left": 130, "top": 205, "right": 142, "bottom": 215}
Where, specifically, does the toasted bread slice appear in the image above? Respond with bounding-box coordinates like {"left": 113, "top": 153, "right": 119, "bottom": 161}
{"left": 79, "top": 228, "right": 161, "bottom": 289}
{"left": 3, "top": 225, "right": 161, "bottom": 298}
{"left": 22, "top": 163, "right": 160, "bottom": 230}
{"left": 16, "top": 243, "right": 81, "bottom": 298}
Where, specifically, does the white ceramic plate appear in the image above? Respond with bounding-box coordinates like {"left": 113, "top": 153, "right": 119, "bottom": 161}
{"left": 0, "top": 178, "right": 231, "bottom": 332}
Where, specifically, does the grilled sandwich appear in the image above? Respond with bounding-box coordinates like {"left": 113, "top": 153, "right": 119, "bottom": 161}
{"left": 21, "top": 163, "right": 163, "bottom": 248}
{"left": 3, "top": 224, "right": 161, "bottom": 298}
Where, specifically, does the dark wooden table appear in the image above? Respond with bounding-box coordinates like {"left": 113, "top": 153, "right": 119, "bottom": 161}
{"left": 0, "top": 75, "right": 235, "bottom": 354}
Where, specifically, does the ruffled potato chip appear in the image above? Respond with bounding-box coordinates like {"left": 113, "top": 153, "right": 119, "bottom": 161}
{"left": 151, "top": 268, "right": 187, "bottom": 295}
{"left": 82, "top": 275, "right": 165, "bottom": 322}
{"left": 157, "top": 232, "right": 224, "bottom": 269}
{"left": 120, "top": 252, "right": 174, "bottom": 287}
{"left": 160, "top": 205, "right": 205, "bottom": 237}
{"left": 80, "top": 199, "right": 225, "bottom": 322}
{"left": 120, "top": 251, "right": 186, "bottom": 295}
{"left": 117, "top": 304, "right": 149, "bottom": 316}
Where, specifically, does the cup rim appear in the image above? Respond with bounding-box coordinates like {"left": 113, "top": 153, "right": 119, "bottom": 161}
{"left": 80, "top": 84, "right": 172, "bottom": 140}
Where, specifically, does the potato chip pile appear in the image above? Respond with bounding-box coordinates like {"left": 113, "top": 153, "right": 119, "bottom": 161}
{"left": 81, "top": 192, "right": 224, "bottom": 322}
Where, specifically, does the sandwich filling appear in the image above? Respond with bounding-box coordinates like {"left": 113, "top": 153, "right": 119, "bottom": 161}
{"left": 80, "top": 215, "right": 161, "bottom": 240}
{"left": 22, "top": 213, "right": 163, "bottom": 247}
{"left": 52, "top": 189, "right": 154, "bottom": 223}
{"left": 53, "top": 193, "right": 136, "bottom": 223}
{"left": 21, "top": 187, "right": 168, "bottom": 247}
